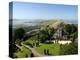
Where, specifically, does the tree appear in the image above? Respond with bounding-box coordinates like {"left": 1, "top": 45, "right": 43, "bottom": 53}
{"left": 64, "top": 24, "right": 77, "bottom": 35}
{"left": 71, "top": 32, "right": 78, "bottom": 43}
{"left": 38, "top": 25, "right": 55, "bottom": 43}
{"left": 47, "top": 26, "right": 55, "bottom": 42}
{"left": 60, "top": 43, "right": 78, "bottom": 55}
{"left": 14, "top": 28, "right": 25, "bottom": 40}
{"left": 47, "top": 49, "right": 49, "bottom": 55}
{"left": 71, "top": 24, "right": 77, "bottom": 34}
{"left": 30, "top": 53, "right": 34, "bottom": 57}
{"left": 38, "top": 28, "right": 48, "bottom": 43}
{"left": 44, "top": 49, "right": 46, "bottom": 55}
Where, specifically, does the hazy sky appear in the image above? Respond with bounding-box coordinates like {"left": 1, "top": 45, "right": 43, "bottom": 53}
{"left": 10, "top": 2, "right": 78, "bottom": 20}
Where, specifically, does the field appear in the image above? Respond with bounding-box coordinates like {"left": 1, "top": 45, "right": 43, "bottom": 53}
{"left": 35, "top": 43, "right": 60, "bottom": 55}
{"left": 24, "top": 38, "right": 60, "bottom": 55}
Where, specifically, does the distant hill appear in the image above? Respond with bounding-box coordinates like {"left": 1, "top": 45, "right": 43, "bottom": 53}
{"left": 50, "top": 21, "right": 65, "bottom": 30}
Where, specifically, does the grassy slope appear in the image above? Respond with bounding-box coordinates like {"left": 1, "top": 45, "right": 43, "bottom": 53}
{"left": 24, "top": 36, "right": 60, "bottom": 56}
{"left": 35, "top": 43, "right": 60, "bottom": 56}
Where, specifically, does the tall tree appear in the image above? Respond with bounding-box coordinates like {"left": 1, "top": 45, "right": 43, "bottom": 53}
{"left": 14, "top": 28, "right": 25, "bottom": 40}
{"left": 38, "top": 25, "right": 54, "bottom": 43}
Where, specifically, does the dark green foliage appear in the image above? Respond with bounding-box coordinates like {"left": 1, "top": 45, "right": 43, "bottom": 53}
{"left": 36, "top": 42, "right": 39, "bottom": 47}
{"left": 47, "top": 49, "right": 49, "bottom": 55}
{"left": 15, "top": 39, "right": 22, "bottom": 46}
{"left": 38, "top": 26, "right": 55, "bottom": 43}
{"left": 60, "top": 43, "right": 78, "bottom": 55}
{"left": 25, "top": 42, "right": 33, "bottom": 47}
{"left": 44, "top": 49, "right": 50, "bottom": 55}
{"left": 64, "top": 24, "right": 77, "bottom": 35}
{"left": 33, "top": 43, "right": 35, "bottom": 47}
{"left": 14, "top": 28, "right": 25, "bottom": 40}
{"left": 26, "top": 54, "right": 28, "bottom": 57}
{"left": 71, "top": 32, "right": 78, "bottom": 43}
{"left": 44, "top": 49, "right": 46, "bottom": 55}
{"left": 30, "top": 53, "right": 34, "bottom": 57}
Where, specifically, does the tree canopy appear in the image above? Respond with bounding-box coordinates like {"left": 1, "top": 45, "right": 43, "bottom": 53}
{"left": 14, "top": 28, "right": 25, "bottom": 40}
{"left": 38, "top": 25, "right": 55, "bottom": 43}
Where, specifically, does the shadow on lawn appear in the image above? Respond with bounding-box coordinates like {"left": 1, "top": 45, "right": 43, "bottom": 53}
{"left": 44, "top": 42, "right": 54, "bottom": 44}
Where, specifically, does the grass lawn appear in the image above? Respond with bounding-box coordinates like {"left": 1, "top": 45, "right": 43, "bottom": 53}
{"left": 35, "top": 43, "right": 60, "bottom": 56}
{"left": 14, "top": 46, "right": 31, "bottom": 58}
{"left": 23, "top": 37, "right": 61, "bottom": 56}
{"left": 24, "top": 37, "right": 60, "bottom": 56}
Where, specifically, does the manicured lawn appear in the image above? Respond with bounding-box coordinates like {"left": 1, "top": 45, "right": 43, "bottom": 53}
{"left": 23, "top": 36, "right": 61, "bottom": 56}
{"left": 15, "top": 46, "right": 31, "bottom": 58}
{"left": 35, "top": 43, "right": 60, "bottom": 56}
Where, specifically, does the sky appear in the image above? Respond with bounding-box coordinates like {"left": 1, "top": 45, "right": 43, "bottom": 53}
{"left": 10, "top": 2, "right": 78, "bottom": 21}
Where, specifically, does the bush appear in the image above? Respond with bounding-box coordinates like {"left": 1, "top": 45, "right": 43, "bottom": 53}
{"left": 25, "top": 42, "right": 33, "bottom": 47}
{"left": 14, "top": 28, "right": 25, "bottom": 40}
{"left": 30, "top": 53, "right": 34, "bottom": 57}
{"left": 60, "top": 43, "right": 78, "bottom": 55}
